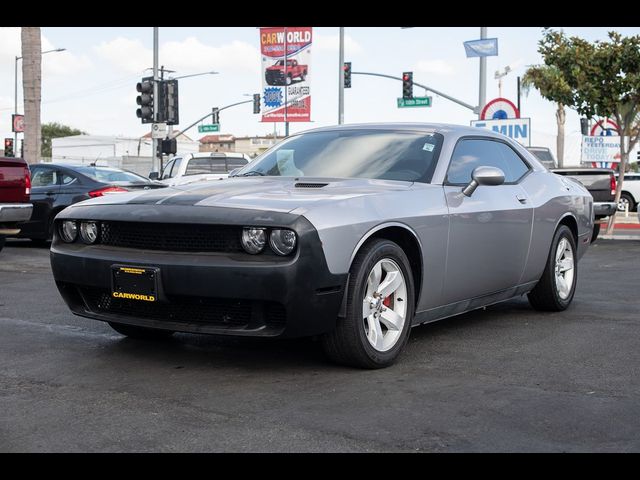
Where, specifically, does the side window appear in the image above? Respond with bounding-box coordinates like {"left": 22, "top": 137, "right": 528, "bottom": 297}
{"left": 31, "top": 169, "right": 59, "bottom": 187}
{"left": 169, "top": 158, "right": 183, "bottom": 178}
{"left": 447, "top": 139, "right": 529, "bottom": 184}
{"left": 494, "top": 142, "right": 530, "bottom": 182}
{"left": 162, "top": 159, "right": 175, "bottom": 180}
{"left": 61, "top": 172, "right": 77, "bottom": 185}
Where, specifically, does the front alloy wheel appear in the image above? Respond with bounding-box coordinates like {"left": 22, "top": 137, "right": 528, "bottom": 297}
{"left": 362, "top": 259, "right": 408, "bottom": 352}
{"left": 321, "top": 238, "right": 415, "bottom": 369}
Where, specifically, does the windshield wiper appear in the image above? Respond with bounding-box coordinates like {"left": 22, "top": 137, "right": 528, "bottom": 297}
{"left": 237, "top": 170, "right": 265, "bottom": 177}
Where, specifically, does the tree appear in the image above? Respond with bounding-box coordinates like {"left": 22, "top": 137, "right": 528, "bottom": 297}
{"left": 537, "top": 29, "right": 640, "bottom": 233}
{"left": 21, "top": 27, "right": 42, "bottom": 165}
{"left": 41, "top": 122, "right": 87, "bottom": 158}
{"left": 522, "top": 65, "right": 573, "bottom": 167}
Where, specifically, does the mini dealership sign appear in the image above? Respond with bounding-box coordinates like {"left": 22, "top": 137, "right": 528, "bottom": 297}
{"left": 471, "top": 118, "right": 531, "bottom": 146}
{"left": 260, "top": 27, "right": 312, "bottom": 123}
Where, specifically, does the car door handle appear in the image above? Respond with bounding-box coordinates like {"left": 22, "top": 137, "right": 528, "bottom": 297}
{"left": 516, "top": 194, "right": 528, "bottom": 204}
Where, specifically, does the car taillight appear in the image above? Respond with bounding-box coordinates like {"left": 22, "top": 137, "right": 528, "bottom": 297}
{"left": 610, "top": 174, "right": 616, "bottom": 196}
{"left": 88, "top": 186, "right": 129, "bottom": 198}
{"left": 24, "top": 167, "right": 31, "bottom": 197}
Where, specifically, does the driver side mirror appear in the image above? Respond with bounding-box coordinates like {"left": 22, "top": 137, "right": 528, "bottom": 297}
{"left": 149, "top": 171, "right": 159, "bottom": 181}
{"left": 462, "top": 166, "right": 505, "bottom": 197}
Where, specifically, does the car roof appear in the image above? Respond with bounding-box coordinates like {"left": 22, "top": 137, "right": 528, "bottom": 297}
{"left": 296, "top": 122, "right": 506, "bottom": 139}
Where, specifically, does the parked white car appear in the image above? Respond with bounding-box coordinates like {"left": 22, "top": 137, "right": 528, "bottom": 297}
{"left": 151, "top": 152, "right": 251, "bottom": 186}
{"left": 615, "top": 173, "right": 640, "bottom": 212}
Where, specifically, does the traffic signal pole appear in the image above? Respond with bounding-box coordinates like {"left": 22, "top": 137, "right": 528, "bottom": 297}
{"left": 168, "top": 99, "right": 254, "bottom": 140}
{"left": 352, "top": 71, "right": 477, "bottom": 112}
{"left": 338, "top": 27, "right": 344, "bottom": 125}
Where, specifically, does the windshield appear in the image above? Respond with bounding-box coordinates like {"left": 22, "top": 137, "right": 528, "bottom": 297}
{"left": 74, "top": 166, "right": 150, "bottom": 184}
{"left": 275, "top": 60, "right": 294, "bottom": 66}
{"left": 236, "top": 129, "right": 443, "bottom": 183}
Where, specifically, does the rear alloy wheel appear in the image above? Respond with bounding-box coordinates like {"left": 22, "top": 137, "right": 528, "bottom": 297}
{"left": 321, "top": 239, "right": 415, "bottom": 369}
{"left": 108, "top": 322, "right": 175, "bottom": 340}
{"left": 618, "top": 193, "right": 635, "bottom": 212}
{"left": 528, "top": 225, "right": 577, "bottom": 311}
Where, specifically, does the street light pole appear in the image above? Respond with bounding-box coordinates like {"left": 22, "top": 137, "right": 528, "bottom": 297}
{"left": 14, "top": 48, "right": 65, "bottom": 154}
{"left": 478, "top": 27, "right": 487, "bottom": 119}
{"left": 152, "top": 27, "right": 160, "bottom": 173}
{"left": 338, "top": 27, "right": 344, "bottom": 125}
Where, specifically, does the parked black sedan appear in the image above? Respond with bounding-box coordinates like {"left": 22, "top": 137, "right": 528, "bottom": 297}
{"left": 17, "top": 163, "right": 166, "bottom": 244}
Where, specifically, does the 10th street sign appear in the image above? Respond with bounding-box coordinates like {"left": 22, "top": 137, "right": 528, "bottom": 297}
{"left": 198, "top": 124, "right": 220, "bottom": 133}
{"left": 397, "top": 97, "right": 432, "bottom": 108}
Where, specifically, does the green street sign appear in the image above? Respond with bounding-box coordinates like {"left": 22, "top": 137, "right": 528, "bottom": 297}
{"left": 397, "top": 97, "right": 432, "bottom": 108}
{"left": 198, "top": 124, "right": 220, "bottom": 133}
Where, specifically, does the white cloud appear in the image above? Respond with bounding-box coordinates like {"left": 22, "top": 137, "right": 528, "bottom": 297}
{"left": 95, "top": 36, "right": 261, "bottom": 75}
{"left": 414, "top": 59, "right": 455, "bottom": 76}
{"left": 161, "top": 37, "right": 260, "bottom": 73}
{"left": 95, "top": 37, "right": 150, "bottom": 74}
{"left": 0, "top": 27, "right": 91, "bottom": 76}
{"left": 314, "top": 34, "right": 363, "bottom": 54}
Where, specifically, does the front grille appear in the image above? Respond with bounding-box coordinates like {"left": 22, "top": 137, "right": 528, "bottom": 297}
{"left": 77, "top": 286, "right": 286, "bottom": 330}
{"left": 100, "top": 221, "right": 243, "bottom": 253}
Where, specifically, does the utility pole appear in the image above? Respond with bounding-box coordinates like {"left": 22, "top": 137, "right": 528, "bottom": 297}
{"left": 152, "top": 27, "right": 160, "bottom": 173}
{"left": 284, "top": 27, "right": 289, "bottom": 137}
{"left": 478, "top": 27, "right": 487, "bottom": 119}
{"left": 338, "top": 27, "right": 344, "bottom": 125}
{"left": 517, "top": 76, "right": 521, "bottom": 113}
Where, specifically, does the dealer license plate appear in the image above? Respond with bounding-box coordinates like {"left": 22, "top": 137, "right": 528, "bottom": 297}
{"left": 111, "top": 265, "right": 159, "bottom": 302}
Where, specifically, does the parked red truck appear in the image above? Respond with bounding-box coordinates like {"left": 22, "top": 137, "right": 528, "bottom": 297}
{"left": 265, "top": 59, "right": 308, "bottom": 86}
{"left": 0, "top": 157, "right": 32, "bottom": 252}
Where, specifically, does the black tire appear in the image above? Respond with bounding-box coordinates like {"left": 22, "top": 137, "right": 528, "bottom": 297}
{"left": 0, "top": 236, "right": 5, "bottom": 252}
{"left": 321, "top": 238, "right": 415, "bottom": 369}
{"left": 108, "top": 322, "right": 175, "bottom": 340}
{"left": 300, "top": 71, "right": 306, "bottom": 81}
{"left": 619, "top": 192, "right": 635, "bottom": 212}
{"left": 528, "top": 225, "right": 577, "bottom": 311}
{"left": 590, "top": 222, "right": 601, "bottom": 243}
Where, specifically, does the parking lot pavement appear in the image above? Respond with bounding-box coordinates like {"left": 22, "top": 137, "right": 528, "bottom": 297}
{"left": 1, "top": 238, "right": 639, "bottom": 452}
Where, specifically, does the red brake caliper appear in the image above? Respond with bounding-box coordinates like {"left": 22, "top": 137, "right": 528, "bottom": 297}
{"left": 382, "top": 296, "right": 392, "bottom": 308}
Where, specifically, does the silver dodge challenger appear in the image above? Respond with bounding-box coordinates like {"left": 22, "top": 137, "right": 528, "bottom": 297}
{"left": 51, "top": 123, "right": 593, "bottom": 368}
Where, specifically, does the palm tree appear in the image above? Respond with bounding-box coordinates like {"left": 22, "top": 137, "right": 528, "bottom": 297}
{"left": 522, "top": 65, "right": 573, "bottom": 168}
{"left": 21, "top": 27, "right": 42, "bottom": 164}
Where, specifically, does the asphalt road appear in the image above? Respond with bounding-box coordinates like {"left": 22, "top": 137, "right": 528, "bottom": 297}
{"left": 1, "top": 238, "right": 639, "bottom": 452}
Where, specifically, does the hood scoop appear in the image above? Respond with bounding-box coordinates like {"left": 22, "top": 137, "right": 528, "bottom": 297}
{"left": 294, "top": 182, "right": 328, "bottom": 188}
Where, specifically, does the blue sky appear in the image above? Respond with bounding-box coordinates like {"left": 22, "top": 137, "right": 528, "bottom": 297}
{"left": 1, "top": 26, "right": 639, "bottom": 144}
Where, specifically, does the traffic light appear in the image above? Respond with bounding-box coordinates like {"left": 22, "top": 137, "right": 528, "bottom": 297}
{"left": 212, "top": 107, "right": 220, "bottom": 124}
{"left": 402, "top": 72, "right": 413, "bottom": 99}
{"left": 161, "top": 138, "right": 177, "bottom": 155}
{"left": 136, "top": 76, "right": 155, "bottom": 124}
{"left": 580, "top": 118, "right": 589, "bottom": 136}
{"left": 4, "top": 138, "right": 14, "bottom": 157}
{"left": 163, "top": 79, "right": 179, "bottom": 125}
{"left": 253, "top": 94, "right": 261, "bottom": 114}
{"left": 344, "top": 62, "right": 351, "bottom": 88}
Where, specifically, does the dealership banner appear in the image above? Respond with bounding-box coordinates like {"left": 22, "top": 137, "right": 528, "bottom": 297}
{"left": 12, "top": 114, "right": 24, "bottom": 133}
{"left": 260, "top": 27, "right": 312, "bottom": 123}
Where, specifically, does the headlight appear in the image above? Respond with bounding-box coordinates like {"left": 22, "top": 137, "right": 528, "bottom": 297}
{"left": 79, "top": 221, "right": 99, "bottom": 244}
{"left": 241, "top": 227, "right": 266, "bottom": 254}
{"left": 269, "top": 229, "right": 297, "bottom": 255}
{"left": 60, "top": 220, "right": 78, "bottom": 243}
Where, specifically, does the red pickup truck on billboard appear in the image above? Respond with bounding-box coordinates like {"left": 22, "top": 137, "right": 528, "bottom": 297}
{"left": 265, "top": 59, "right": 308, "bottom": 86}
{"left": 0, "top": 156, "right": 32, "bottom": 252}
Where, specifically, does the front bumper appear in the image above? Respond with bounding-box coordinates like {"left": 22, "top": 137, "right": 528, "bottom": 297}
{"left": 594, "top": 201, "right": 617, "bottom": 219}
{"left": 50, "top": 208, "right": 347, "bottom": 339}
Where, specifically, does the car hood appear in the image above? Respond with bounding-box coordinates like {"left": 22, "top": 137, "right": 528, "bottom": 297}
{"left": 73, "top": 177, "right": 413, "bottom": 214}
